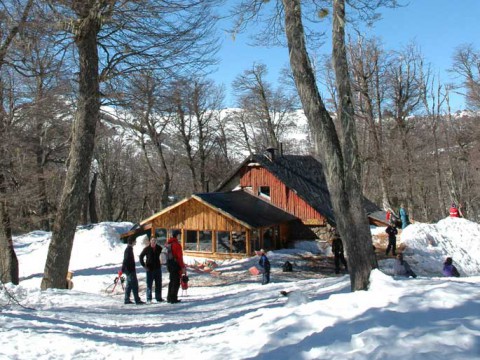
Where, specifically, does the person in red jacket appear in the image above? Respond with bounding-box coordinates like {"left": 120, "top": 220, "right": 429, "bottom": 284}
{"left": 449, "top": 203, "right": 463, "bottom": 218}
{"left": 166, "top": 230, "right": 186, "bottom": 304}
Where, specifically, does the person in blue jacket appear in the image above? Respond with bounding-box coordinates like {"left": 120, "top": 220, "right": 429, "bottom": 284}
{"left": 256, "top": 249, "right": 271, "bottom": 285}
{"left": 399, "top": 204, "right": 409, "bottom": 229}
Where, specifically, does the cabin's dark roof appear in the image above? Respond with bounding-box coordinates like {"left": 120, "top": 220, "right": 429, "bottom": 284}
{"left": 194, "top": 191, "right": 298, "bottom": 228}
{"left": 216, "top": 153, "right": 381, "bottom": 225}
{"left": 368, "top": 210, "right": 389, "bottom": 225}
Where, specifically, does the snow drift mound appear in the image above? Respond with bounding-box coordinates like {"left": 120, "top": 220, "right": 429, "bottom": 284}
{"left": 61, "top": 222, "right": 133, "bottom": 270}
{"left": 400, "top": 217, "right": 480, "bottom": 276}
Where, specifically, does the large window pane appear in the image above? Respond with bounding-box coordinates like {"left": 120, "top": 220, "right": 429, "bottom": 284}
{"left": 217, "top": 231, "right": 231, "bottom": 253}
{"left": 185, "top": 230, "right": 197, "bottom": 251}
{"left": 199, "top": 231, "right": 212, "bottom": 252}
{"left": 155, "top": 228, "right": 167, "bottom": 245}
{"left": 232, "top": 231, "right": 246, "bottom": 253}
{"left": 250, "top": 229, "right": 260, "bottom": 253}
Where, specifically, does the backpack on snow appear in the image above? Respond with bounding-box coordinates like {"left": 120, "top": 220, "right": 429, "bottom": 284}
{"left": 282, "top": 261, "right": 293, "bottom": 272}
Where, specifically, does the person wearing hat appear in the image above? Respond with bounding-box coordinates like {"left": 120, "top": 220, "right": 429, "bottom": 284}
{"left": 166, "top": 230, "right": 186, "bottom": 303}
{"left": 139, "top": 236, "right": 164, "bottom": 303}
{"left": 256, "top": 249, "right": 271, "bottom": 285}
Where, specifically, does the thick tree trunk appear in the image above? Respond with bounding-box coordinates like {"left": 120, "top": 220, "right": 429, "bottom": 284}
{"left": 282, "top": 0, "right": 375, "bottom": 291}
{"left": 0, "top": 87, "right": 18, "bottom": 285}
{"left": 0, "top": 189, "right": 18, "bottom": 285}
{"left": 331, "top": 0, "right": 377, "bottom": 289}
{"left": 41, "top": 14, "right": 100, "bottom": 290}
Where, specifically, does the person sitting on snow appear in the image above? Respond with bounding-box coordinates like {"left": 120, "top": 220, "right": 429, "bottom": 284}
{"left": 442, "top": 257, "right": 460, "bottom": 277}
{"left": 393, "top": 253, "right": 417, "bottom": 278}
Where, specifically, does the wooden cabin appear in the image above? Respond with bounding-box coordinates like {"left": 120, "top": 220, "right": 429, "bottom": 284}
{"left": 215, "top": 151, "right": 386, "bottom": 239}
{"left": 121, "top": 151, "right": 386, "bottom": 259}
{"left": 122, "top": 191, "right": 297, "bottom": 259}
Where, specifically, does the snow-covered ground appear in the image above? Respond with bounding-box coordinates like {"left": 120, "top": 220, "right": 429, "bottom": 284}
{"left": 1, "top": 217, "right": 479, "bottom": 359}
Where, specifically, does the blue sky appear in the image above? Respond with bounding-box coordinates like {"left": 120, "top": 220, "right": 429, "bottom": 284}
{"left": 215, "top": 0, "right": 480, "bottom": 111}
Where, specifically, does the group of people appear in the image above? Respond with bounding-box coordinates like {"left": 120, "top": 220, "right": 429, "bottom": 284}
{"left": 386, "top": 204, "right": 410, "bottom": 230}
{"left": 121, "top": 230, "right": 186, "bottom": 305}
{"left": 330, "top": 225, "right": 461, "bottom": 279}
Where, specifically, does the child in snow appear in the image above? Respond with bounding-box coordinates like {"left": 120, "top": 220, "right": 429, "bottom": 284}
{"left": 393, "top": 253, "right": 417, "bottom": 278}
{"left": 442, "top": 257, "right": 460, "bottom": 277}
{"left": 449, "top": 203, "right": 463, "bottom": 218}
{"left": 256, "top": 249, "right": 271, "bottom": 285}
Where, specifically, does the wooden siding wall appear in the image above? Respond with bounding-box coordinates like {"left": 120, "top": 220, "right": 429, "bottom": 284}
{"left": 240, "top": 166, "right": 326, "bottom": 225}
{"left": 152, "top": 199, "right": 248, "bottom": 232}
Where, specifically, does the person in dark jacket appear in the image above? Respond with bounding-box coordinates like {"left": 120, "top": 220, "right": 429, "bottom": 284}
{"left": 256, "top": 249, "right": 271, "bottom": 284}
{"left": 332, "top": 236, "right": 348, "bottom": 274}
{"left": 166, "top": 230, "right": 186, "bottom": 304}
{"left": 122, "top": 237, "right": 144, "bottom": 305}
{"left": 139, "top": 237, "right": 164, "bottom": 303}
{"left": 385, "top": 222, "right": 398, "bottom": 256}
{"left": 443, "top": 257, "right": 460, "bottom": 277}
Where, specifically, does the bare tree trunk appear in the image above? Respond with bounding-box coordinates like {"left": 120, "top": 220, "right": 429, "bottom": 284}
{"left": 35, "top": 146, "right": 51, "bottom": 231}
{"left": 331, "top": 0, "right": 377, "bottom": 289}
{"left": 350, "top": 38, "right": 392, "bottom": 210}
{"left": 89, "top": 172, "right": 98, "bottom": 223}
{"left": 0, "top": 186, "right": 18, "bottom": 285}
{"left": 421, "top": 76, "right": 447, "bottom": 218}
{"left": 282, "top": 0, "right": 375, "bottom": 291}
{"left": 0, "top": 0, "right": 34, "bottom": 286}
{"left": 41, "top": 11, "right": 100, "bottom": 290}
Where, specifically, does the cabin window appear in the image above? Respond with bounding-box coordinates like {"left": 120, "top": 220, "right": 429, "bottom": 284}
{"left": 216, "top": 231, "right": 231, "bottom": 253}
{"left": 250, "top": 229, "right": 260, "bottom": 253}
{"left": 184, "top": 230, "right": 213, "bottom": 252}
{"left": 154, "top": 228, "right": 167, "bottom": 245}
{"left": 231, "top": 231, "right": 246, "bottom": 253}
{"left": 199, "top": 231, "right": 212, "bottom": 252}
{"left": 258, "top": 186, "right": 271, "bottom": 199}
{"left": 185, "top": 230, "right": 198, "bottom": 251}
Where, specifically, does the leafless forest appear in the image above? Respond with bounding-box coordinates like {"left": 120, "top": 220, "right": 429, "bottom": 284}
{"left": 1, "top": 2, "right": 478, "bottom": 233}
{"left": 0, "top": 1, "right": 478, "bottom": 289}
